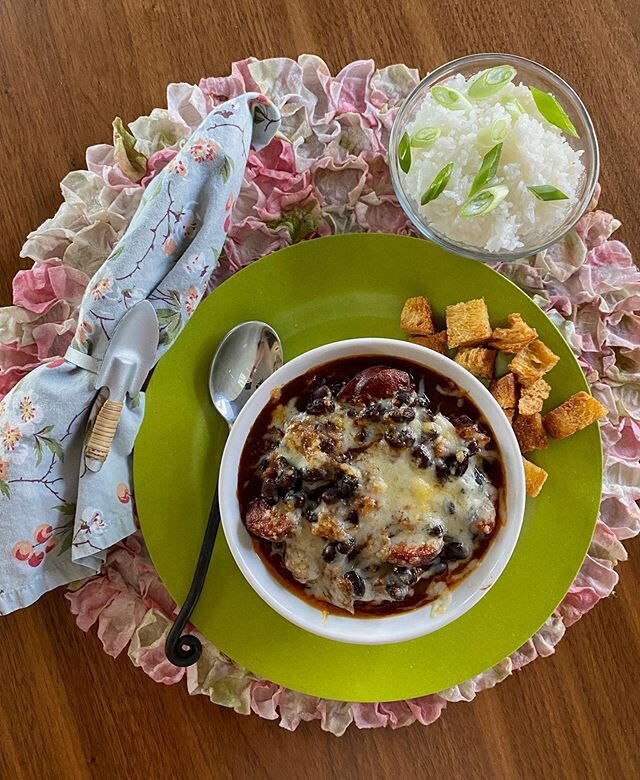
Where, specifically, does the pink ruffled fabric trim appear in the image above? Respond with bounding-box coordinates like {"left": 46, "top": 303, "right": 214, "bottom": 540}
{"left": 2, "top": 56, "right": 638, "bottom": 735}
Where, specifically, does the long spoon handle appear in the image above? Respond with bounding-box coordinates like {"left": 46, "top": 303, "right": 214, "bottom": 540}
{"left": 164, "top": 490, "right": 221, "bottom": 667}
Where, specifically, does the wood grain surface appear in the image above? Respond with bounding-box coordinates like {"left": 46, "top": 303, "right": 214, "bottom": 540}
{"left": 1, "top": 1, "right": 639, "bottom": 778}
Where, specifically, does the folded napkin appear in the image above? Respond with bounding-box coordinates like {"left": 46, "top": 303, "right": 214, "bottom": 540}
{"left": 0, "top": 94, "right": 280, "bottom": 614}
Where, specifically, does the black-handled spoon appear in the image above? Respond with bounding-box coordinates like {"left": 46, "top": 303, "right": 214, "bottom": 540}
{"left": 164, "top": 491, "right": 221, "bottom": 666}
{"left": 165, "top": 321, "right": 283, "bottom": 667}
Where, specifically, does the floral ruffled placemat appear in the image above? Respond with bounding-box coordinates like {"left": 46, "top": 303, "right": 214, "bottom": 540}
{"left": 2, "top": 56, "right": 638, "bottom": 736}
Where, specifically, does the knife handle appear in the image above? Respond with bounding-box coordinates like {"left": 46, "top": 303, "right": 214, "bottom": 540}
{"left": 85, "top": 399, "right": 124, "bottom": 461}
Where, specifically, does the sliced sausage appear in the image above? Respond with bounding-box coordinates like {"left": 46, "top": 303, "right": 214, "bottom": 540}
{"left": 387, "top": 538, "right": 443, "bottom": 567}
{"left": 339, "top": 366, "right": 413, "bottom": 402}
{"left": 245, "top": 499, "right": 295, "bottom": 542}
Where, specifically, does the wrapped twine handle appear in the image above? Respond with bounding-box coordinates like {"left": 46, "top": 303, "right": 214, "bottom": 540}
{"left": 85, "top": 400, "right": 124, "bottom": 461}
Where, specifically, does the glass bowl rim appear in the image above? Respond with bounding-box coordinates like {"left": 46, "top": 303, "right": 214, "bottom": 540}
{"left": 389, "top": 52, "right": 600, "bottom": 262}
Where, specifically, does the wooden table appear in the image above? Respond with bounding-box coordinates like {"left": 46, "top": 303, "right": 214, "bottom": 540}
{"left": 1, "top": 1, "right": 638, "bottom": 777}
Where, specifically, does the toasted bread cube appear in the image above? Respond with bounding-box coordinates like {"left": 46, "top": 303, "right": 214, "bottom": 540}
{"left": 401, "top": 296, "right": 434, "bottom": 335}
{"left": 411, "top": 331, "right": 448, "bottom": 354}
{"left": 489, "top": 313, "right": 538, "bottom": 353}
{"left": 454, "top": 347, "right": 497, "bottom": 379}
{"left": 311, "top": 511, "right": 351, "bottom": 543}
{"left": 508, "top": 340, "right": 559, "bottom": 386}
{"left": 519, "top": 378, "right": 551, "bottom": 415}
{"left": 523, "top": 458, "right": 548, "bottom": 497}
{"left": 543, "top": 391, "right": 607, "bottom": 439}
{"left": 490, "top": 373, "right": 518, "bottom": 415}
{"left": 513, "top": 413, "right": 548, "bottom": 452}
{"left": 446, "top": 298, "right": 492, "bottom": 349}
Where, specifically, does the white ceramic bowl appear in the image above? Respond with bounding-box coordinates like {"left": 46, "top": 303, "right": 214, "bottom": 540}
{"left": 219, "top": 339, "right": 526, "bottom": 645}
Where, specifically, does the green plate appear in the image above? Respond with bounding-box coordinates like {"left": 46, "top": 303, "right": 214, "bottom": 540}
{"left": 135, "top": 234, "right": 601, "bottom": 702}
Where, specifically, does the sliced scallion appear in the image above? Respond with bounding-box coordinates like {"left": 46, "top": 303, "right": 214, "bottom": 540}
{"left": 420, "top": 162, "right": 455, "bottom": 205}
{"left": 398, "top": 131, "right": 411, "bottom": 173}
{"left": 460, "top": 185, "right": 509, "bottom": 217}
{"left": 432, "top": 86, "right": 471, "bottom": 111}
{"left": 469, "top": 143, "right": 503, "bottom": 197}
{"left": 467, "top": 65, "right": 517, "bottom": 99}
{"left": 527, "top": 184, "right": 569, "bottom": 201}
{"left": 530, "top": 87, "right": 579, "bottom": 137}
{"left": 499, "top": 96, "right": 525, "bottom": 118}
{"left": 478, "top": 119, "right": 508, "bottom": 146}
{"left": 411, "top": 127, "right": 441, "bottom": 148}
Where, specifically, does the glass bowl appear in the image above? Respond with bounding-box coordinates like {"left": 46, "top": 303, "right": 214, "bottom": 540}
{"left": 389, "top": 53, "right": 599, "bottom": 262}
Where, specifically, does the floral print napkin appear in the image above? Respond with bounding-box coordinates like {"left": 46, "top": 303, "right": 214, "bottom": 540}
{"left": 0, "top": 93, "right": 280, "bottom": 614}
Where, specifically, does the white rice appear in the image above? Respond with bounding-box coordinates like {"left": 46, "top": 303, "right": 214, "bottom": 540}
{"left": 403, "top": 72, "right": 585, "bottom": 253}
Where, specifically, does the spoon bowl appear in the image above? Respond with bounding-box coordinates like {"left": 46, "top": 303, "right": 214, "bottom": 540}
{"left": 210, "top": 321, "right": 283, "bottom": 427}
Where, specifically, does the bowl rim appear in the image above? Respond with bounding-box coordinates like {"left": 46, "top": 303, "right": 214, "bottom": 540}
{"left": 218, "top": 338, "right": 526, "bottom": 645}
{"left": 389, "top": 52, "right": 600, "bottom": 262}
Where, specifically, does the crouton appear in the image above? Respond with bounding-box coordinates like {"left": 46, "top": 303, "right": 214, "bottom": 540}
{"left": 311, "top": 511, "right": 351, "bottom": 542}
{"left": 489, "top": 313, "right": 538, "bottom": 353}
{"left": 410, "top": 331, "right": 448, "bottom": 354}
{"left": 455, "top": 423, "right": 491, "bottom": 448}
{"left": 523, "top": 458, "right": 548, "bottom": 497}
{"left": 446, "top": 298, "right": 492, "bottom": 349}
{"left": 401, "top": 296, "right": 434, "bottom": 335}
{"left": 519, "top": 378, "right": 551, "bottom": 415}
{"left": 513, "top": 413, "right": 548, "bottom": 452}
{"left": 355, "top": 495, "right": 378, "bottom": 516}
{"left": 543, "top": 391, "right": 607, "bottom": 439}
{"left": 490, "top": 373, "right": 518, "bottom": 417}
{"left": 454, "top": 347, "right": 497, "bottom": 379}
{"left": 508, "top": 339, "right": 560, "bottom": 386}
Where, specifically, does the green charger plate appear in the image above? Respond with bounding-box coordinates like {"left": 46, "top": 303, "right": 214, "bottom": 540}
{"left": 135, "top": 234, "right": 601, "bottom": 702}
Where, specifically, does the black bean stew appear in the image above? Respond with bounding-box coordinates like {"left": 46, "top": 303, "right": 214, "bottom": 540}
{"left": 238, "top": 355, "right": 504, "bottom": 617}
